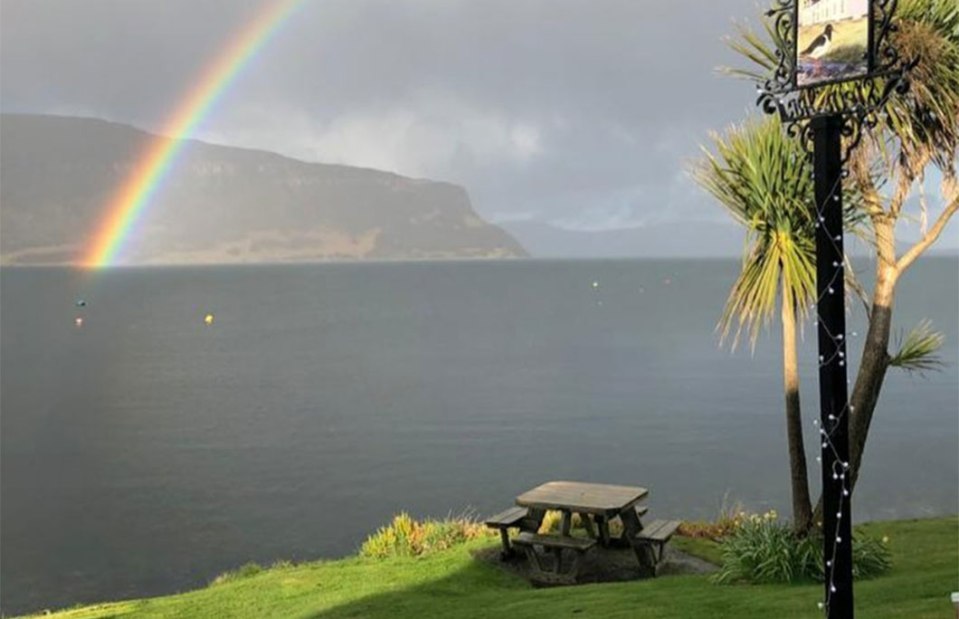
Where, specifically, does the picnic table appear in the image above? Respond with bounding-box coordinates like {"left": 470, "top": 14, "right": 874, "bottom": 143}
{"left": 485, "top": 481, "right": 680, "bottom": 584}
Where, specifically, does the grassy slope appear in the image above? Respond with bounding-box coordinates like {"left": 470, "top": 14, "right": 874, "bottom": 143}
{"left": 30, "top": 517, "right": 957, "bottom": 619}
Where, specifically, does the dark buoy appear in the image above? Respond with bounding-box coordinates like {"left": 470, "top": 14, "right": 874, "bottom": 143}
{"left": 76, "top": 299, "right": 87, "bottom": 307}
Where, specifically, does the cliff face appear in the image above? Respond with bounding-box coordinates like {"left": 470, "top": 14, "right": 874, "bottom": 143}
{"left": 0, "top": 114, "right": 526, "bottom": 265}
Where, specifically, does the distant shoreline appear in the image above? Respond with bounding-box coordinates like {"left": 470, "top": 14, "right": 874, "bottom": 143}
{"left": 2, "top": 252, "right": 956, "bottom": 270}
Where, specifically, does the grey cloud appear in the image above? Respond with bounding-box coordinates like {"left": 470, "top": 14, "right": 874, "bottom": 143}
{"left": 2, "top": 0, "right": 777, "bottom": 240}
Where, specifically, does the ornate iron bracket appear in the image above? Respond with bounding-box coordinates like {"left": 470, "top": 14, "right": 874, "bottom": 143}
{"left": 756, "top": 0, "right": 916, "bottom": 162}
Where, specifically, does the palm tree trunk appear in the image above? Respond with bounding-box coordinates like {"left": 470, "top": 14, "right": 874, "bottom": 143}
{"left": 781, "top": 283, "right": 813, "bottom": 534}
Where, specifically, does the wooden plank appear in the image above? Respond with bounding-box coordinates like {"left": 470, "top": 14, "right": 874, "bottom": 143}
{"left": 513, "top": 532, "right": 597, "bottom": 552}
{"left": 485, "top": 506, "right": 528, "bottom": 527}
{"left": 638, "top": 519, "right": 667, "bottom": 540}
{"left": 515, "top": 481, "right": 648, "bottom": 514}
{"left": 637, "top": 519, "right": 681, "bottom": 542}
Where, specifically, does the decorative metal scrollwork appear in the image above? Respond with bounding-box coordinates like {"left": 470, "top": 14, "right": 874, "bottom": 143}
{"left": 756, "top": 0, "right": 916, "bottom": 161}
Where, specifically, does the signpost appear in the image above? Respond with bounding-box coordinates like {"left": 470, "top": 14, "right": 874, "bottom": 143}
{"left": 754, "top": 1, "right": 914, "bottom": 617}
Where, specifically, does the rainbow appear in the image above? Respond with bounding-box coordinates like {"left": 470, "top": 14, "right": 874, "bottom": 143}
{"left": 84, "top": 0, "right": 303, "bottom": 268}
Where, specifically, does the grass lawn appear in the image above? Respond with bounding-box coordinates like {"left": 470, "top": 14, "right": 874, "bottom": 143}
{"left": 26, "top": 517, "right": 957, "bottom": 619}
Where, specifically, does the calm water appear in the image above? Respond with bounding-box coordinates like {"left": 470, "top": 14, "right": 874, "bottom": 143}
{"left": 2, "top": 258, "right": 956, "bottom": 614}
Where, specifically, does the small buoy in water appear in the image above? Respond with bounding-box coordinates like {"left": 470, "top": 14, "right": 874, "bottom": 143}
{"left": 663, "top": 278, "right": 672, "bottom": 286}
{"left": 204, "top": 313, "right": 214, "bottom": 326}
{"left": 74, "top": 316, "right": 84, "bottom": 328}
{"left": 75, "top": 299, "right": 87, "bottom": 307}
{"left": 592, "top": 281, "right": 600, "bottom": 289}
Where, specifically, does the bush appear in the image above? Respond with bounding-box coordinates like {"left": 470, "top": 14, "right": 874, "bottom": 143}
{"left": 713, "top": 513, "right": 892, "bottom": 584}
{"left": 359, "top": 512, "right": 494, "bottom": 559}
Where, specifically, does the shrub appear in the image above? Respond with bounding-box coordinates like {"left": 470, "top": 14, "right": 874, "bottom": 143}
{"left": 713, "top": 514, "right": 892, "bottom": 584}
{"left": 359, "top": 511, "right": 494, "bottom": 559}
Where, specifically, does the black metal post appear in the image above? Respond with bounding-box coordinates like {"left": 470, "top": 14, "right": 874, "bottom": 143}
{"left": 812, "top": 114, "right": 854, "bottom": 619}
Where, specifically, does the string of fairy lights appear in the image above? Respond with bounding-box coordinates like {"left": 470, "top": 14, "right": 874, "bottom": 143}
{"left": 807, "top": 159, "right": 854, "bottom": 615}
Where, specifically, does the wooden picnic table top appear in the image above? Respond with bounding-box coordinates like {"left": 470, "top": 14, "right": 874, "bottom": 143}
{"left": 515, "top": 481, "right": 648, "bottom": 515}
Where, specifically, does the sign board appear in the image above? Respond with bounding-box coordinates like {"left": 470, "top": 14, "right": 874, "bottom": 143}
{"left": 796, "top": 0, "right": 871, "bottom": 87}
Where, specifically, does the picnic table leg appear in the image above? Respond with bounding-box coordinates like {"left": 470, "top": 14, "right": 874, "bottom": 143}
{"left": 579, "top": 513, "right": 597, "bottom": 540}
{"left": 498, "top": 528, "right": 513, "bottom": 559}
{"left": 523, "top": 508, "right": 546, "bottom": 533}
{"left": 560, "top": 510, "right": 572, "bottom": 537}
{"left": 595, "top": 515, "right": 611, "bottom": 547}
{"left": 619, "top": 505, "right": 642, "bottom": 539}
{"left": 620, "top": 507, "right": 656, "bottom": 576}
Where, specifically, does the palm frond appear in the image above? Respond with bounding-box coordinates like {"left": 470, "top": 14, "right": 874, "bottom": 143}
{"left": 888, "top": 319, "right": 945, "bottom": 373}
{"left": 690, "top": 117, "right": 817, "bottom": 350}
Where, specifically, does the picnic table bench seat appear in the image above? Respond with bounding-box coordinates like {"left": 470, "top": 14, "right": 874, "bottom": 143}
{"left": 632, "top": 519, "right": 682, "bottom": 574}
{"left": 513, "top": 532, "right": 597, "bottom": 551}
{"left": 512, "top": 532, "right": 597, "bottom": 584}
{"left": 485, "top": 506, "right": 530, "bottom": 558}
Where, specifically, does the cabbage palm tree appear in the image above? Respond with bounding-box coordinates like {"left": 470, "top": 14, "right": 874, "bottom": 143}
{"left": 726, "top": 0, "right": 958, "bottom": 525}
{"left": 692, "top": 117, "right": 818, "bottom": 533}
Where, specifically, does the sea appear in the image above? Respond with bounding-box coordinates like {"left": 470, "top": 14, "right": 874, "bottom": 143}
{"left": 1, "top": 258, "right": 956, "bottom": 615}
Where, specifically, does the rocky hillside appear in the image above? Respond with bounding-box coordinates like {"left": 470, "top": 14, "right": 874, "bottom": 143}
{"left": 0, "top": 114, "right": 526, "bottom": 265}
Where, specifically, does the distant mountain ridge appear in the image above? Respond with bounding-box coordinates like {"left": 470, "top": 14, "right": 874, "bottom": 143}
{"left": 0, "top": 114, "right": 527, "bottom": 265}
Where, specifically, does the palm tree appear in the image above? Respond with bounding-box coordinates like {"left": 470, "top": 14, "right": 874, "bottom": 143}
{"left": 726, "top": 0, "right": 958, "bottom": 525}
{"left": 692, "top": 117, "right": 818, "bottom": 533}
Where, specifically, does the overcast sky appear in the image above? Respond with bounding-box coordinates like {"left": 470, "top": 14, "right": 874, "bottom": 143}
{"left": 2, "top": 0, "right": 955, "bottom": 250}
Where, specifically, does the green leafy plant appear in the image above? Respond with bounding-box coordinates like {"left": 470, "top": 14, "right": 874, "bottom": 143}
{"left": 713, "top": 515, "right": 892, "bottom": 584}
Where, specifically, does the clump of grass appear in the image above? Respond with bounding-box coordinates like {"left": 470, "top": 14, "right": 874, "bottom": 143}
{"left": 679, "top": 503, "right": 754, "bottom": 541}
{"left": 210, "top": 562, "right": 264, "bottom": 586}
{"left": 359, "top": 511, "right": 494, "bottom": 559}
{"left": 713, "top": 513, "right": 892, "bottom": 584}
{"left": 678, "top": 494, "right": 754, "bottom": 540}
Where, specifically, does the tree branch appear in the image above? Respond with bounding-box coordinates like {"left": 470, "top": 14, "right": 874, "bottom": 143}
{"left": 897, "top": 196, "right": 959, "bottom": 273}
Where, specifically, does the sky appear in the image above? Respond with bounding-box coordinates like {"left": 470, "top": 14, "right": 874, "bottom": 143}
{"left": 1, "top": 0, "right": 955, "bottom": 252}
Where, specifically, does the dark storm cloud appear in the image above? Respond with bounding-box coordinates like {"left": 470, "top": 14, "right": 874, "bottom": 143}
{"left": 1, "top": 0, "right": 767, "bottom": 237}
